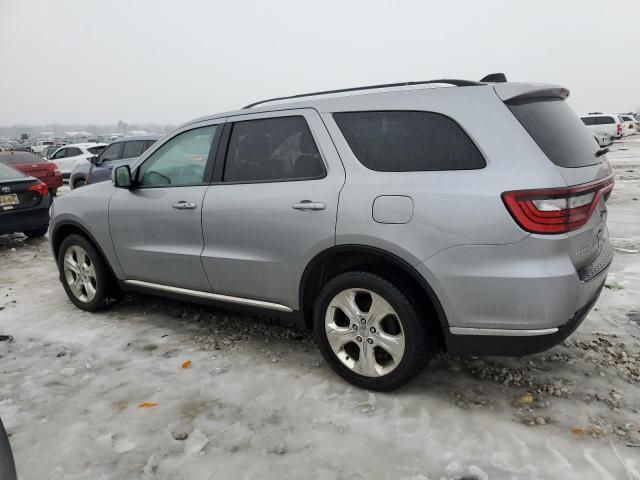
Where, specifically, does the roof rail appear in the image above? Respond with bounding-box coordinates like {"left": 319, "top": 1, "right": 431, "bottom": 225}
{"left": 243, "top": 78, "right": 483, "bottom": 109}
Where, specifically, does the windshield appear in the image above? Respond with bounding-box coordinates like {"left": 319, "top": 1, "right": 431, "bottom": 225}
{"left": 508, "top": 97, "right": 601, "bottom": 168}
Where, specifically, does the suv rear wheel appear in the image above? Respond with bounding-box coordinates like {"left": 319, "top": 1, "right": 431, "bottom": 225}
{"left": 314, "top": 271, "right": 433, "bottom": 391}
{"left": 58, "top": 234, "right": 121, "bottom": 311}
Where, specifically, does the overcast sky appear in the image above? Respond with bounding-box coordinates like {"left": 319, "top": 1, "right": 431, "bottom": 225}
{"left": 1, "top": 0, "right": 639, "bottom": 126}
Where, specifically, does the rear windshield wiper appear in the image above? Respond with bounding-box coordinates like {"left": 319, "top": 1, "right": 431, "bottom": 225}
{"left": 596, "top": 147, "right": 609, "bottom": 157}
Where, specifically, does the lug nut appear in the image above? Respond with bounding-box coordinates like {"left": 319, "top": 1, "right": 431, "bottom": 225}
{"left": 360, "top": 318, "right": 366, "bottom": 325}
{"left": 369, "top": 327, "right": 376, "bottom": 333}
{"left": 367, "top": 338, "right": 374, "bottom": 344}
{"left": 352, "top": 324, "right": 358, "bottom": 330}
{"left": 356, "top": 336, "right": 362, "bottom": 342}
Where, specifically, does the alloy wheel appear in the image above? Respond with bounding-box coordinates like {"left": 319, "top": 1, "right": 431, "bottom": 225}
{"left": 63, "top": 245, "right": 97, "bottom": 303}
{"left": 324, "top": 288, "right": 405, "bottom": 377}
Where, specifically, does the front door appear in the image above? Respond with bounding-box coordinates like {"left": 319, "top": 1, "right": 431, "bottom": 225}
{"left": 201, "top": 110, "right": 345, "bottom": 309}
{"left": 109, "top": 121, "right": 223, "bottom": 291}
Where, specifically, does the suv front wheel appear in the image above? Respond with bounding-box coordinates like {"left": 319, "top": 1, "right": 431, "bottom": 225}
{"left": 58, "top": 234, "right": 121, "bottom": 311}
{"left": 314, "top": 271, "right": 433, "bottom": 391}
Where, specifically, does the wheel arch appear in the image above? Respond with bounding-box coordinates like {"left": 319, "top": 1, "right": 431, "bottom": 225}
{"left": 51, "top": 220, "right": 119, "bottom": 280}
{"left": 299, "top": 245, "right": 449, "bottom": 343}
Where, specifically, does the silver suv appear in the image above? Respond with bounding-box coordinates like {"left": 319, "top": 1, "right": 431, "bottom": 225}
{"left": 50, "top": 75, "right": 614, "bottom": 390}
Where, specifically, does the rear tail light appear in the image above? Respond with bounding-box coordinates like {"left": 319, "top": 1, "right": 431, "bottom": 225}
{"left": 502, "top": 176, "right": 614, "bottom": 234}
{"left": 617, "top": 123, "right": 622, "bottom": 134}
{"left": 28, "top": 181, "right": 49, "bottom": 197}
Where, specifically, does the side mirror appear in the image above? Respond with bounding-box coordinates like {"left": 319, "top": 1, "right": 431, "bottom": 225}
{"left": 113, "top": 165, "right": 133, "bottom": 188}
{"left": 89, "top": 156, "right": 99, "bottom": 165}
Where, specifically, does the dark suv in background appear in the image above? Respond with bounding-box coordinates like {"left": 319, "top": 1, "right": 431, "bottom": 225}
{"left": 69, "top": 134, "right": 161, "bottom": 189}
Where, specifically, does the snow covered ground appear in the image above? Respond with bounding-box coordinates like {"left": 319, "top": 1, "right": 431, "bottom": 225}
{"left": 2, "top": 138, "right": 640, "bottom": 480}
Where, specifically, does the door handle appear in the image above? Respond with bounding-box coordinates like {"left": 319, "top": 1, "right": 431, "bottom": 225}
{"left": 292, "top": 200, "right": 326, "bottom": 211}
{"left": 172, "top": 201, "right": 197, "bottom": 210}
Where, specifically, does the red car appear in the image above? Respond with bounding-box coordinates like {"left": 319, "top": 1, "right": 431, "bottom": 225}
{"left": 0, "top": 151, "right": 63, "bottom": 195}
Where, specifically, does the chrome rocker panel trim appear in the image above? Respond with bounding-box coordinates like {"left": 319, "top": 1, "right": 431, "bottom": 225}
{"left": 123, "top": 279, "right": 293, "bottom": 312}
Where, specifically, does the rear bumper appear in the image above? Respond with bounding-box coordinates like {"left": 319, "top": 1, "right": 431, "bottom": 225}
{"left": 445, "top": 282, "right": 604, "bottom": 356}
{"left": 0, "top": 200, "right": 50, "bottom": 235}
{"left": 419, "top": 235, "right": 612, "bottom": 356}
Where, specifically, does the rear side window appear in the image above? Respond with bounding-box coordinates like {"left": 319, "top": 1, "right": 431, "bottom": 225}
{"left": 508, "top": 98, "right": 601, "bottom": 168}
{"left": 333, "top": 111, "right": 485, "bottom": 172}
{"left": 223, "top": 116, "right": 325, "bottom": 182}
{"left": 581, "top": 116, "right": 614, "bottom": 126}
{"left": 122, "top": 140, "right": 146, "bottom": 158}
{"left": 66, "top": 147, "right": 82, "bottom": 157}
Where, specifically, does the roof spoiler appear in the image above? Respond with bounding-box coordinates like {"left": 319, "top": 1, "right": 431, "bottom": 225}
{"left": 494, "top": 84, "right": 570, "bottom": 103}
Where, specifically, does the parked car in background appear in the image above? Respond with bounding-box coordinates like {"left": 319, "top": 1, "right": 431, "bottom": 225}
{"left": 618, "top": 115, "right": 638, "bottom": 136}
{"left": 51, "top": 76, "right": 613, "bottom": 390}
{"left": 30, "top": 139, "right": 55, "bottom": 154}
{"left": 49, "top": 143, "right": 107, "bottom": 179}
{"left": 0, "top": 151, "right": 63, "bottom": 195}
{"left": 12, "top": 143, "right": 33, "bottom": 152}
{"left": 0, "top": 417, "right": 17, "bottom": 480}
{"left": 592, "top": 131, "right": 613, "bottom": 148}
{"left": 70, "top": 134, "right": 161, "bottom": 189}
{"left": 0, "top": 162, "right": 50, "bottom": 238}
{"left": 581, "top": 114, "right": 623, "bottom": 140}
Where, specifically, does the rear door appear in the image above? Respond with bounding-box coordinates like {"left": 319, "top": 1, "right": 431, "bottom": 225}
{"left": 200, "top": 109, "right": 345, "bottom": 309}
{"left": 109, "top": 121, "right": 224, "bottom": 291}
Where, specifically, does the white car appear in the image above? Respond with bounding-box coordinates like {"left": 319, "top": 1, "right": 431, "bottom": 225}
{"left": 618, "top": 115, "right": 638, "bottom": 136}
{"left": 49, "top": 143, "right": 107, "bottom": 178}
{"left": 30, "top": 140, "right": 55, "bottom": 154}
{"left": 580, "top": 113, "right": 624, "bottom": 140}
{"left": 592, "top": 131, "right": 613, "bottom": 148}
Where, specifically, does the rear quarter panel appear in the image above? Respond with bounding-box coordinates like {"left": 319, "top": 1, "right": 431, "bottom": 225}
{"left": 320, "top": 86, "right": 572, "bottom": 327}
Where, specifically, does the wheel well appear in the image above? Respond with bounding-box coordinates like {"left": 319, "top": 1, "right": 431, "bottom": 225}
{"left": 299, "top": 246, "right": 447, "bottom": 345}
{"left": 51, "top": 223, "right": 100, "bottom": 263}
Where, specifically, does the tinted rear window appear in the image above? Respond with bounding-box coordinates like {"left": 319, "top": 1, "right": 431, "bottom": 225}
{"left": 508, "top": 98, "right": 601, "bottom": 168}
{"left": 0, "top": 152, "right": 44, "bottom": 165}
{"left": 581, "top": 116, "right": 614, "bottom": 126}
{"left": 0, "top": 162, "right": 25, "bottom": 180}
{"left": 333, "top": 111, "right": 485, "bottom": 172}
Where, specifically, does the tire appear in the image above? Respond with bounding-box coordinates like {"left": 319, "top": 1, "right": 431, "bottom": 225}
{"left": 74, "top": 179, "right": 86, "bottom": 189}
{"left": 50, "top": 188, "right": 57, "bottom": 196}
{"left": 57, "top": 234, "right": 121, "bottom": 311}
{"left": 313, "top": 271, "right": 435, "bottom": 391}
{"left": 23, "top": 226, "right": 48, "bottom": 238}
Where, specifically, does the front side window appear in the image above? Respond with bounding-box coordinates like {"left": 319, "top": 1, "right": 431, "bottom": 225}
{"left": 223, "top": 116, "right": 325, "bottom": 183}
{"left": 122, "top": 140, "right": 146, "bottom": 159}
{"left": 137, "top": 126, "right": 217, "bottom": 187}
{"left": 333, "top": 111, "right": 486, "bottom": 172}
{"left": 51, "top": 148, "right": 66, "bottom": 159}
{"left": 100, "top": 143, "right": 123, "bottom": 162}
